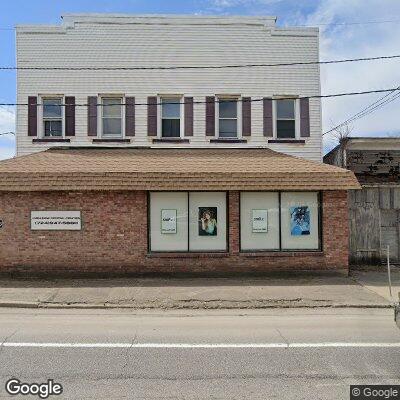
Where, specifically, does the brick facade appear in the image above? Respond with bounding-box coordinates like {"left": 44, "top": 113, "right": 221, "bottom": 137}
{"left": 0, "top": 190, "right": 349, "bottom": 276}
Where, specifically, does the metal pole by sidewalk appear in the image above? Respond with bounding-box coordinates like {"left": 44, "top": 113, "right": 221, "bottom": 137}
{"left": 387, "top": 244, "right": 393, "bottom": 299}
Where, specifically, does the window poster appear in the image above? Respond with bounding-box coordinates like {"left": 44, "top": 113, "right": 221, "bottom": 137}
{"left": 252, "top": 209, "right": 268, "bottom": 233}
{"left": 161, "top": 209, "right": 177, "bottom": 234}
{"left": 290, "top": 206, "right": 310, "bottom": 236}
{"left": 198, "top": 207, "right": 217, "bottom": 236}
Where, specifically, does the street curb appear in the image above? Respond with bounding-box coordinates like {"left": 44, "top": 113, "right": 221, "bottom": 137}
{"left": 0, "top": 302, "right": 393, "bottom": 310}
{"left": 0, "top": 301, "right": 39, "bottom": 308}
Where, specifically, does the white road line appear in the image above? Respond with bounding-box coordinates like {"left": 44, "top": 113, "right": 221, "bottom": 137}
{"left": 2, "top": 342, "right": 400, "bottom": 349}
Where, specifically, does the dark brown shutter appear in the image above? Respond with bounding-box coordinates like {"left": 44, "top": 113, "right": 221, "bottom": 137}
{"left": 87, "top": 96, "right": 97, "bottom": 136}
{"left": 28, "top": 96, "right": 37, "bottom": 136}
{"left": 147, "top": 96, "right": 157, "bottom": 136}
{"left": 65, "top": 96, "right": 75, "bottom": 136}
{"left": 205, "top": 96, "right": 215, "bottom": 136}
{"left": 125, "top": 97, "right": 135, "bottom": 136}
{"left": 184, "top": 97, "right": 193, "bottom": 136}
{"left": 263, "top": 98, "right": 273, "bottom": 137}
{"left": 300, "top": 98, "right": 310, "bottom": 137}
{"left": 242, "top": 97, "right": 251, "bottom": 136}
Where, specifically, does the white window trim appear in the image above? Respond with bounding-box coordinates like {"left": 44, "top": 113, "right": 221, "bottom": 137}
{"left": 98, "top": 95, "right": 125, "bottom": 138}
{"left": 157, "top": 95, "right": 184, "bottom": 139}
{"left": 273, "top": 97, "right": 300, "bottom": 139}
{"left": 39, "top": 95, "right": 65, "bottom": 138}
{"left": 215, "top": 95, "right": 242, "bottom": 139}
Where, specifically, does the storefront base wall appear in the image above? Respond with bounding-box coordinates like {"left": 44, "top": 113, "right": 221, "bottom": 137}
{"left": 0, "top": 190, "right": 348, "bottom": 276}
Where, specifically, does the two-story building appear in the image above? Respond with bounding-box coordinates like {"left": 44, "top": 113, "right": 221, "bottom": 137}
{"left": 0, "top": 14, "right": 359, "bottom": 276}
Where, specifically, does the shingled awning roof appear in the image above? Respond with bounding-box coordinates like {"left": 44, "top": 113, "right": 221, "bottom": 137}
{"left": 0, "top": 147, "right": 360, "bottom": 191}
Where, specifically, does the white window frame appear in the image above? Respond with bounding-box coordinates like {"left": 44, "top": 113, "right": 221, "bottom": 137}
{"left": 39, "top": 95, "right": 65, "bottom": 138}
{"left": 215, "top": 95, "right": 242, "bottom": 139}
{"left": 273, "top": 97, "right": 300, "bottom": 139}
{"left": 157, "top": 95, "right": 184, "bottom": 139}
{"left": 98, "top": 95, "right": 125, "bottom": 138}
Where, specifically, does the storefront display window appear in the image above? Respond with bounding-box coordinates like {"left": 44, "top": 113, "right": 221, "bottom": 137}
{"left": 240, "top": 192, "right": 280, "bottom": 251}
{"left": 240, "top": 191, "right": 320, "bottom": 251}
{"left": 151, "top": 191, "right": 320, "bottom": 253}
{"left": 189, "top": 192, "right": 227, "bottom": 251}
{"left": 149, "top": 192, "right": 227, "bottom": 252}
{"left": 281, "top": 192, "right": 320, "bottom": 250}
{"left": 149, "top": 192, "right": 188, "bottom": 252}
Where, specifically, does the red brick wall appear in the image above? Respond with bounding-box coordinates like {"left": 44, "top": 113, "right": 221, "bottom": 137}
{"left": 0, "top": 190, "right": 349, "bottom": 276}
{"left": 322, "top": 190, "right": 349, "bottom": 269}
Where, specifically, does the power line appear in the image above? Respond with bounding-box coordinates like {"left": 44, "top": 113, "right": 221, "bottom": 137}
{"left": 338, "top": 91, "right": 400, "bottom": 126}
{"left": 323, "top": 86, "right": 400, "bottom": 136}
{"left": 1, "top": 54, "right": 400, "bottom": 71}
{"left": 0, "top": 131, "right": 15, "bottom": 136}
{"left": 323, "top": 91, "right": 397, "bottom": 135}
{"left": 1, "top": 87, "right": 399, "bottom": 107}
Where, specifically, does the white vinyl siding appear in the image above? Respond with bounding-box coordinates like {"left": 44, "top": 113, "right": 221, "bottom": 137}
{"left": 16, "top": 15, "right": 321, "bottom": 161}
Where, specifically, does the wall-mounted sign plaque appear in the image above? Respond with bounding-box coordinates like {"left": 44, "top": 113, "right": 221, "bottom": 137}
{"left": 31, "top": 211, "right": 82, "bottom": 231}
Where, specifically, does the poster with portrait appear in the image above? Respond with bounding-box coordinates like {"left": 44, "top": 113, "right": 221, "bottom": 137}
{"left": 161, "top": 209, "right": 177, "bottom": 234}
{"left": 198, "top": 207, "right": 217, "bottom": 236}
{"left": 290, "top": 206, "right": 310, "bottom": 236}
{"left": 252, "top": 209, "right": 268, "bottom": 233}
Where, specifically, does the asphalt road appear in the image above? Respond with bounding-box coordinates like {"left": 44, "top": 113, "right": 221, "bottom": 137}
{"left": 0, "top": 308, "right": 399, "bottom": 399}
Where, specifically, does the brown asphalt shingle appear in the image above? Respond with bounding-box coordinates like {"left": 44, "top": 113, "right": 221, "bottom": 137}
{"left": 0, "top": 147, "right": 360, "bottom": 191}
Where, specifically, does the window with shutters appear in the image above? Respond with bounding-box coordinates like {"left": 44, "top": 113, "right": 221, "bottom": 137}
{"left": 217, "top": 97, "right": 240, "bottom": 138}
{"left": 42, "top": 98, "right": 63, "bottom": 137}
{"left": 101, "top": 97, "right": 123, "bottom": 137}
{"left": 275, "top": 99, "right": 297, "bottom": 139}
{"left": 161, "top": 97, "right": 182, "bottom": 138}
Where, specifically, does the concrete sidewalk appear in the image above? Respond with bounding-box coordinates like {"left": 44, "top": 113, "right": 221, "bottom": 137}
{"left": 0, "top": 271, "right": 397, "bottom": 309}
{"left": 352, "top": 270, "right": 400, "bottom": 303}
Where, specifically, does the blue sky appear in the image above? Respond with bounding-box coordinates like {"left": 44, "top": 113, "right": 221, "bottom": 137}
{"left": 1, "top": 0, "right": 400, "bottom": 159}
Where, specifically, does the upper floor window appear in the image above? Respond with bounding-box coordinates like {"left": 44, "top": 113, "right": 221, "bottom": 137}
{"left": 43, "top": 98, "right": 63, "bottom": 137}
{"left": 276, "top": 99, "right": 296, "bottom": 139}
{"left": 161, "top": 97, "right": 181, "bottom": 137}
{"left": 218, "top": 98, "right": 238, "bottom": 138}
{"left": 102, "top": 97, "right": 122, "bottom": 137}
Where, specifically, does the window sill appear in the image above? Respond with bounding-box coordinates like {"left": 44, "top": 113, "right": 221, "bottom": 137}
{"left": 32, "top": 138, "right": 71, "bottom": 143}
{"left": 147, "top": 252, "right": 229, "bottom": 258}
{"left": 239, "top": 251, "right": 323, "bottom": 257}
{"left": 268, "top": 139, "right": 306, "bottom": 144}
{"left": 152, "top": 138, "right": 190, "bottom": 143}
{"left": 210, "top": 138, "right": 247, "bottom": 143}
{"left": 92, "top": 138, "right": 131, "bottom": 143}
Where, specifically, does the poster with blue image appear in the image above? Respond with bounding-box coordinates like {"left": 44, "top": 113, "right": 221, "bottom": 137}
{"left": 290, "top": 206, "right": 310, "bottom": 236}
